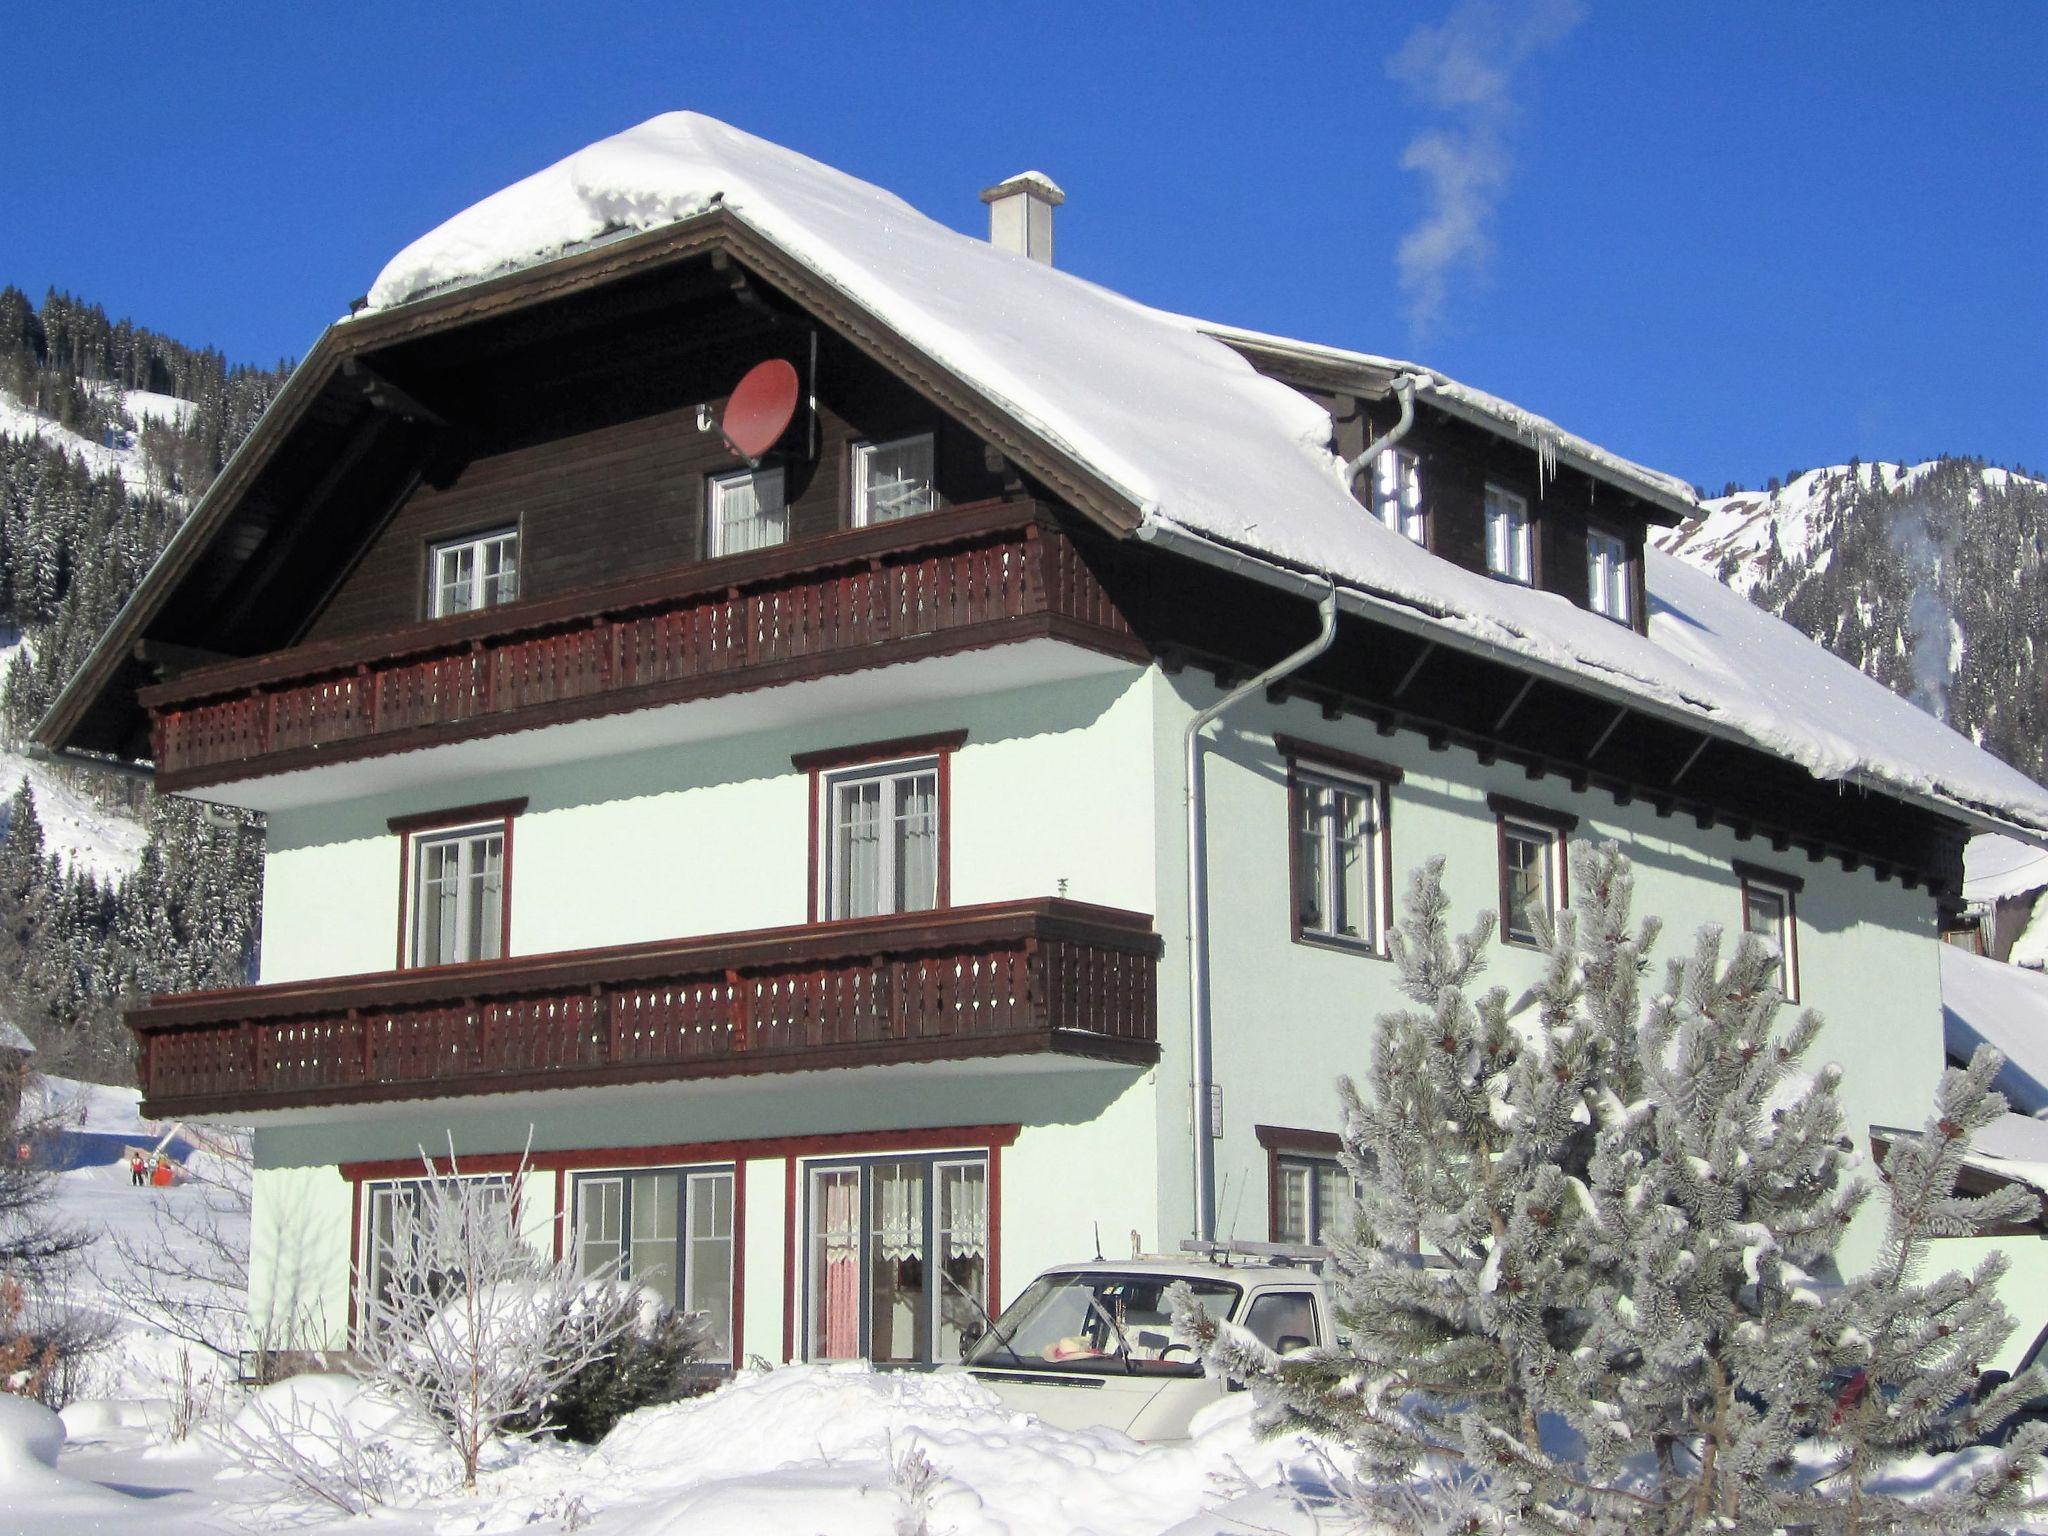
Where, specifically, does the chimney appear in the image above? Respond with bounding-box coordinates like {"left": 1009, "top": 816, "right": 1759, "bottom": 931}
{"left": 980, "top": 171, "right": 1064, "bottom": 264}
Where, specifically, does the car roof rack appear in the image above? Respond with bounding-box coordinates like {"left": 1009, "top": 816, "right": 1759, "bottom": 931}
{"left": 1178, "top": 1237, "right": 1329, "bottom": 1268}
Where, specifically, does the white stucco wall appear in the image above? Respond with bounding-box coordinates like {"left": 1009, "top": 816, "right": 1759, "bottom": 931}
{"left": 1150, "top": 672, "right": 1950, "bottom": 1277}
{"left": 257, "top": 667, "right": 1154, "bottom": 983}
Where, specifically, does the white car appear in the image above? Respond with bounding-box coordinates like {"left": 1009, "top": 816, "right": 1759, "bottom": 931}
{"left": 950, "top": 1251, "right": 1333, "bottom": 1442}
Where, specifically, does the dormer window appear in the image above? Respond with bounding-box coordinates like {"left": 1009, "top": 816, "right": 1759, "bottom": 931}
{"left": 1484, "top": 486, "right": 1532, "bottom": 584}
{"left": 1372, "top": 449, "right": 1425, "bottom": 545}
{"left": 1586, "top": 529, "right": 1633, "bottom": 623}
{"left": 852, "top": 434, "right": 937, "bottom": 526}
{"left": 430, "top": 528, "right": 519, "bottom": 618}
{"left": 708, "top": 466, "right": 789, "bottom": 558}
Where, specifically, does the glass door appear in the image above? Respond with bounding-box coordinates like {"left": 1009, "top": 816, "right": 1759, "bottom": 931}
{"left": 804, "top": 1153, "right": 989, "bottom": 1365}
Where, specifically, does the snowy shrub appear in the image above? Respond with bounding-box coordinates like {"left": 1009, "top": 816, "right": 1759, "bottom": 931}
{"left": 1178, "top": 845, "right": 2048, "bottom": 1535}
{"left": 219, "top": 1372, "right": 455, "bottom": 1515}
{"left": 514, "top": 1302, "right": 717, "bottom": 1444}
{"left": 354, "top": 1141, "right": 643, "bottom": 1488}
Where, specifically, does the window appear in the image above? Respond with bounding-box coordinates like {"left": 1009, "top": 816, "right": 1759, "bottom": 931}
{"left": 1273, "top": 1156, "right": 1355, "bottom": 1247}
{"left": 1242, "top": 1291, "right": 1321, "bottom": 1356}
{"left": 1372, "top": 448, "right": 1425, "bottom": 544}
{"left": 1485, "top": 485, "right": 1533, "bottom": 584}
{"left": 852, "top": 434, "right": 937, "bottom": 526}
{"left": 573, "top": 1167, "right": 735, "bottom": 1356}
{"left": 410, "top": 824, "right": 505, "bottom": 967}
{"left": 360, "top": 1175, "right": 511, "bottom": 1340}
{"left": 806, "top": 1153, "right": 988, "bottom": 1365}
{"left": 1586, "top": 529, "right": 1633, "bottom": 623}
{"left": 1490, "top": 795, "right": 1575, "bottom": 948}
{"left": 823, "top": 759, "right": 940, "bottom": 920}
{"left": 1290, "top": 764, "right": 1389, "bottom": 952}
{"left": 430, "top": 528, "right": 519, "bottom": 617}
{"left": 1736, "top": 862, "right": 1803, "bottom": 1002}
{"left": 707, "top": 466, "right": 788, "bottom": 558}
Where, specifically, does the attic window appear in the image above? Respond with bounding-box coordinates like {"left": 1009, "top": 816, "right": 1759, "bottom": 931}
{"left": 1586, "top": 529, "right": 1632, "bottom": 624}
{"left": 1485, "top": 486, "right": 1532, "bottom": 584}
{"left": 430, "top": 529, "right": 519, "bottom": 618}
{"left": 708, "top": 466, "right": 789, "bottom": 557}
{"left": 852, "top": 434, "right": 937, "bottom": 526}
{"left": 1372, "top": 449, "right": 1425, "bottom": 545}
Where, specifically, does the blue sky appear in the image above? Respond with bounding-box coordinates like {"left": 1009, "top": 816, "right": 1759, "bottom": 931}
{"left": 5, "top": 2, "right": 2041, "bottom": 492}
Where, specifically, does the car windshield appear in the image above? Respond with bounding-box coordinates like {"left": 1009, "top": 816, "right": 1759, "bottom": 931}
{"left": 963, "top": 1271, "right": 1240, "bottom": 1377}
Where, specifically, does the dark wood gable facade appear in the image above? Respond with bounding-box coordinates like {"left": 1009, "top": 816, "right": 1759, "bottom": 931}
{"left": 303, "top": 305, "right": 1013, "bottom": 646}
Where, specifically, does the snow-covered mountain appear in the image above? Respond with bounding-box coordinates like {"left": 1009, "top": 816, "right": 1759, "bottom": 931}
{"left": 1656, "top": 457, "right": 2048, "bottom": 783}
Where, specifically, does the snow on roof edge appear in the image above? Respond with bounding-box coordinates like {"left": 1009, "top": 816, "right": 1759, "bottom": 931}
{"left": 1196, "top": 321, "right": 1700, "bottom": 517}
{"left": 337, "top": 114, "right": 2048, "bottom": 844}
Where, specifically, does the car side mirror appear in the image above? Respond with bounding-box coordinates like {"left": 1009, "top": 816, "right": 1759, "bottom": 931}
{"left": 1975, "top": 1368, "right": 2011, "bottom": 1403}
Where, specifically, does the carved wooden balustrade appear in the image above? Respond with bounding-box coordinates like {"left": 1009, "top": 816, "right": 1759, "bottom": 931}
{"left": 130, "top": 899, "right": 1160, "bottom": 1117}
{"left": 143, "top": 500, "right": 1141, "bottom": 791}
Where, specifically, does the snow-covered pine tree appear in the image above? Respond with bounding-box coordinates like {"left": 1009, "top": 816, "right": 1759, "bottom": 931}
{"left": 1178, "top": 844, "right": 2048, "bottom": 1535}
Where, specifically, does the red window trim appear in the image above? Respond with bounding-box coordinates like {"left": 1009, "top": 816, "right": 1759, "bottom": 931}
{"left": 799, "top": 731, "right": 964, "bottom": 923}
{"left": 1280, "top": 738, "right": 1398, "bottom": 957}
{"left": 779, "top": 1129, "right": 1008, "bottom": 1366}
{"left": 392, "top": 799, "right": 525, "bottom": 969}
{"left": 343, "top": 1128, "right": 1017, "bottom": 1370}
{"left": 1735, "top": 863, "right": 1803, "bottom": 1003}
{"left": 1491, "top": 795, "right": 1573, "bottom": 948}
{"left": 1256, "top": 1124, "right": 1345, "bottom": 1244}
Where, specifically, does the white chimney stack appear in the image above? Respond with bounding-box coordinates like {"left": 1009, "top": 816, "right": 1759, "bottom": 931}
{"left": 980, "top": 171, "right": 1064, "bottom": 264}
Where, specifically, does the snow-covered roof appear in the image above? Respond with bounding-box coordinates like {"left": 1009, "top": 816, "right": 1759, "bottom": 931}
{"left": 1941, "top": 944, "right": 2048, "bottom": 1117}
{"left": 0, "top": 1021, "right": 32, "bottom": 1056}
{"left": 350, "top": 113, "right": 2047, "bottom": 842}
{"left": 1965, "top": 835, "right": 2048, "bottom": 905}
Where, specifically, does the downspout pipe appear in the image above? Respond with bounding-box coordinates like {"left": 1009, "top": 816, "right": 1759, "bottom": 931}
{"left": 1181, "top": 583, "right": 1335, "bottom": 1242}
{"left": 1178, "top": 371, "right": 1429, "bottom": 1243}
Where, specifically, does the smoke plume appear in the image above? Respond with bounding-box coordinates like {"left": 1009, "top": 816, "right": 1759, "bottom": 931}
{"left": 1387, "top": 0, "right": 1585, "bottom": 340}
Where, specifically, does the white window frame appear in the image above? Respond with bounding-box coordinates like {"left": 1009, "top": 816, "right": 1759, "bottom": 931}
{"left": 1291, "top": 764, "right": 1388, "bottom": 953}
{"left": 1372, "top": 448, "right": 1426, "bottom": 545}
{"left": 571, "top": 1164, "right": 736, "bottom": 1358}
{"left": 1499, "top": 818, "right": 1565, "bottom": 947}
{"left": 1739, "top": 875, "right": 1801, "bottom": 1003}
{"left": 1485, "top": 485, "right": 1533, "bottom": 584}
{"left": 429, "top": 527, "right": 520, "bottom": 618}
{"left": 409, "top": 822, "right": 505, "bottom": 968}
{"left": 706, "top": 465, "right": 789, "bottom": 558}
{"left": 851, "top": 433, "right": 938, "bottom": 527}
{"left": 357, "top": 1173, "right": 511, "bottom": 1342}
{"left": 799, "top": 1149, "right": 989, "bottom": 1366}
{"left": 819, "top": 756, "right": 941, "bottom": 921}
{"left": 1586, "top": 528, "right": 1633, "bottom": 623}
{"left": 1273, "top": 1153, "right": 1355, "bottom": 1247}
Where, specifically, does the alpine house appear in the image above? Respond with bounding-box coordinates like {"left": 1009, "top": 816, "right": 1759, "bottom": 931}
{"left": 40, "top": 114, "right": 2048, "bottom": 1372}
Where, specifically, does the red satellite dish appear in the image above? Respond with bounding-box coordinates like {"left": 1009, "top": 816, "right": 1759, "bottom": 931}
{"left": 721, "top": 358, "right": 800, "bottom": 461}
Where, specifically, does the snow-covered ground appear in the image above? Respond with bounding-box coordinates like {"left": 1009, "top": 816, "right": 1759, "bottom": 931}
{"left": 0, "top": 709, "right": 148, "bottom": 883}
{"left": 17, "top": 1362, "right": 1345, "bottom": 1536}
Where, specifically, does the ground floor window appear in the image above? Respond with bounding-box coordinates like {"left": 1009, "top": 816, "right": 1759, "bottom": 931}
{"left": 572, "top": 1166, "right": 735, "bottom": 1355}
{"left": 359, "top": 1174, "right": 511, "bottom": 1339}
{"left": 805, "top": 1153, "right": 988, "bottom": 1365}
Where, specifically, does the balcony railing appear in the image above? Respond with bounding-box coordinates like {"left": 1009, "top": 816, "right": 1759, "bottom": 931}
{"left": 129, "top": 899, "right": 1161, "bottom": 1117}
{"left": 142, "top": 500, "right": 1141, "bottom": 791}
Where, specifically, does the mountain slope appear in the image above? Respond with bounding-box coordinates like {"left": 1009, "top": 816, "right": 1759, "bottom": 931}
{"left": 1656, "top": 458, "right": 2048, "bottom": 784}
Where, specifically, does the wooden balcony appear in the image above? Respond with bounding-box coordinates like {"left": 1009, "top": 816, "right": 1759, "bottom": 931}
{"left": 141, "top": 500, "right": 1143, "bottom": 794}
{"left": 129, "top": 899, "right": 1161, "bottom": 1118}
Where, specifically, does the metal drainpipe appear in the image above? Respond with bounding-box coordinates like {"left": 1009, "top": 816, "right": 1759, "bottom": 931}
{"left": 1181, "top": 373, "right": 1428, "bottom": 1242}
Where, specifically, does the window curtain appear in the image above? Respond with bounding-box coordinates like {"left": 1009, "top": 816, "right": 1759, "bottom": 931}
{"left": 873, "top": 1165, "right": 923, "bottom": 1262}
{"left": 818, "top": 1173, "right": 861, "bottom": 1358}
{"left": 940, "top": 1165, "right": 986, "bottom": 1259}
{"left": 893, "top": 774, "right": 937, "bottom": 913}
